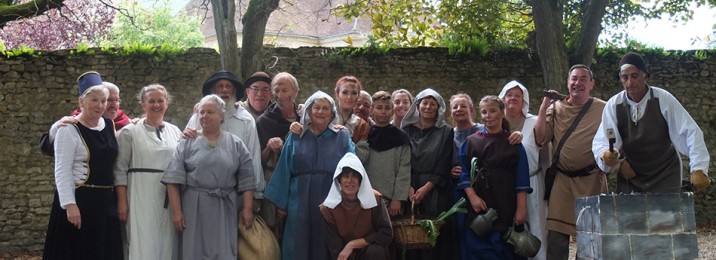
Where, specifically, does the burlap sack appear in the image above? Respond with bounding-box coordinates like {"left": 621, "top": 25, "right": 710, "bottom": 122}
{"left": 238, "top": 215, "right": 280, "bottom": 260}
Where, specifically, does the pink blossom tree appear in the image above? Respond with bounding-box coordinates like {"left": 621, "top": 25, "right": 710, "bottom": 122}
{"left": 0, "top": 0, "right": 115, "bottom": 50}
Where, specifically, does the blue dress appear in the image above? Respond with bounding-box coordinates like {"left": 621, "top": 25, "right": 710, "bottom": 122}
{"left": 264, "top": 128, "right": 355, "bottom": 260}
{"left": 457, "top": 129, "right": 531, "bottom": 260}
{"left": 452, "top": 124, "right": 482, "bottom": 259}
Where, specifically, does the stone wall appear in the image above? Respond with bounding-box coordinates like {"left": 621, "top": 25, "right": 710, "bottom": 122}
{"left": 1, "top": 47, "right": 715, "bottom": 252}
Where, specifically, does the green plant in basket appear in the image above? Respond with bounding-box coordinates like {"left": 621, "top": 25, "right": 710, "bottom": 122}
{"left": 416, "top": 197, "right": 468, "bottom": 247}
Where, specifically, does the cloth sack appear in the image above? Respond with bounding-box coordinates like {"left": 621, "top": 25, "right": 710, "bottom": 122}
{"left": 238, "top": 215, "right": 280, "bottom": 260}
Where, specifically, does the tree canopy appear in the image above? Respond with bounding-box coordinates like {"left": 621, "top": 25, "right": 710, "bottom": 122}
{"left": 0, "top": 0, "right": 114, "bottom": 50}
{"left": 334, "top": 0, "right": 532, "bottom": 54}
{"left": 102, "top": 0, "right": 204, "bottom": 49}
{"left": 336, "top": 0, "right": 710, "bottom": 51}
{"left": 335, "top": 0, "right": 714, "bottom": 91}
{"left": 0, "top": 0, "right": 203, "bottom": 51}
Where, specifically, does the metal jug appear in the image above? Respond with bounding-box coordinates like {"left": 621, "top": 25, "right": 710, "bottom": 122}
{"left": 502, "top": 221, "right": 541, "bottom": 258}
{"left": 469, "top": 208, "right": 498, "bottom": 237}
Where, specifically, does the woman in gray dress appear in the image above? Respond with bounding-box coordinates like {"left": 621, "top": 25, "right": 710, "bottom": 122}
{"left": 162, "top": 94, "right": 256, "bottom": 259}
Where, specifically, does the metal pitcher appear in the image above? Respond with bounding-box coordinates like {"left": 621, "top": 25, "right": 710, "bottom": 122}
{"left": 502, "top": 221, "right": 541, "bottom": 258}
{"left": 469, "top": 208, "right": 498, "bottom": 237}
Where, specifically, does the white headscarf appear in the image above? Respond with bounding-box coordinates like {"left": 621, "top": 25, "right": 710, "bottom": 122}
{"left": 400, "top": 88, "right": 447, "bottom": 128}
{"left": 322, "top": 153, "right": 378, "bottom": 209}
{"left": 300, "top": 90, "right": 339, "bottom": 137}
{"left": 498, "top": 80, "right": 530, "bottom": 117}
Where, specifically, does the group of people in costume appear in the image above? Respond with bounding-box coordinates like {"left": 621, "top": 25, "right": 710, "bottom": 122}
{"left": 42, "top": 51, "right": 709, "bottom": 260}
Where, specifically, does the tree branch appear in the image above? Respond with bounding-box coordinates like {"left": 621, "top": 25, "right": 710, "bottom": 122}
{"left": 97, "top": 0, "right": 149, "bottom": 31}
{"left": 571, "top": 0, "right": 608, "bottom": 66}
{"left": 0, "top": 0, "right": 66, "bottom": 28}
{"left": 240, "top": 0, "right": 279, "bottom": 78}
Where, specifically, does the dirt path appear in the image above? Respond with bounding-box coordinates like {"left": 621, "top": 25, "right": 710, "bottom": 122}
{"left": 4, "top": 228, "right": 716, "bottom": 259}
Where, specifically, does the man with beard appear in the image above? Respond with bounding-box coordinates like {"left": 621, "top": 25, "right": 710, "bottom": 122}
{"left": 593, "top": 52, "right": 709, "bottom": 193}
{"left": 183, "top": 71, "right": 265, "bottom": 207}
{"left": 240, "top": 71, "right": 273, "bottom": 119}
{"left": 534, "top": 64, "right": 607, "bottom": 260}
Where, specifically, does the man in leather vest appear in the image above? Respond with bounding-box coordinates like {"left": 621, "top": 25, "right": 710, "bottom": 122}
{"left": 593, "top": 52, "right": 710, "bottom": 193}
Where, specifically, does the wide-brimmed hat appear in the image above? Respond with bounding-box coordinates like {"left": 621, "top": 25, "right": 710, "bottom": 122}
{"left": 202, "top": 71, "right": 244, "bottom": 100}
{"left": 618, "top": 52, "right": 650, "bottom": 78}
{"left": 77, "top": 71, "right": 103, "bottom": 96}
{"left": 243, "top": 71, "right": 272, "bottom": 89}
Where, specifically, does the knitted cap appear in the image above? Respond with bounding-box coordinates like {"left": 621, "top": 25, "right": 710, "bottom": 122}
{"left": 619, "top": 52, "right": 650, "bottom": 78}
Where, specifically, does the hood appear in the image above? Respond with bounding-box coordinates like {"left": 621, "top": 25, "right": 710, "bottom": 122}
{"left": 322, "top": 153, "right": 377, "bottom": 209}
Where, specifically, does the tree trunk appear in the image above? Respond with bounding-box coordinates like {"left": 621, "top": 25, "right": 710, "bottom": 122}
{"left": 530, "top": 0, "right": 569, "bottom": 92}
{"left": 211, "top": 0, "right": 239, "bottom": 74}
{"left": 240, "top": 0, "right": 279, "bottom": 79}
{"left": 571, "top": 0, "right": 608, "bottom": 66}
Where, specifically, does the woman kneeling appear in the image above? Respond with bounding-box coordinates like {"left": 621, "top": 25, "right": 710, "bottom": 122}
{"left": 320, "top": 153, "right": 393, "bottom": 260}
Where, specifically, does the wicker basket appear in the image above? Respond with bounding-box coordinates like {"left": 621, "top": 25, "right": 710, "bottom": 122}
{"left": 391, "top": 218, "right": 444, "bottom": 249}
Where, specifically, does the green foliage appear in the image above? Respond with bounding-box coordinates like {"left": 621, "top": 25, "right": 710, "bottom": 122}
{"left": 415, "top": 198, "right": 467, "bottom": 248}
{"left": 335, "top": 0, "right": 709, "bottom": 54}
{"left": 437, "top": 197, "right": 468, "bottom": 222}
{"left": 694, "top": 49, "right": 710, "bottom": 60}
{"left": 334, "top": 0, "right": 442, "bottom": 48}
{"left": 416, "top": 219, "right": 440, "bottom": 247}
{"left": 119, "top": 42, "right": 156, "bottom": 56}
{"left": 0, "top": 41, "right": 39, "bottom": 58}
{"left": 101, "top": 0, "right": 203, "bottom": 50}
{"left": 70, "top": 42, "right": 95, "bottom": 55}
{"left": 326, "top": 39, "right": 394, "bottom": 63}
{"left": 97, "top": 41, "right": 187, "bottom": 61}
{"left": 437, "top": 0, "right": 531, "bottom": 49}
{"left": 333, "top": 0, "right": 531, "bottom": 54}
{"left": 444, "top": 35, "right": 490, "bottom": 56}
{"left": 595, "top": 46, "right": 716, "bottom": 63}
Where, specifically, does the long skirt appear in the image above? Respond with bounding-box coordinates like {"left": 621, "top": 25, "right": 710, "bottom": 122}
{"left": 43, "top": 189, "right": 123, "bottom": 260}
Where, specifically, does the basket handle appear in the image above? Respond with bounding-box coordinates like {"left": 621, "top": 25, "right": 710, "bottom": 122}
{"left": 410, "top": 201, "right": 415, "bottom": 224}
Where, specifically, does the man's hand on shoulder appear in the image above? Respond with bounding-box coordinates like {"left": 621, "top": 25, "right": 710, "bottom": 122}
{"left": 182, "top": 127, "right": 200, "bottom": 139}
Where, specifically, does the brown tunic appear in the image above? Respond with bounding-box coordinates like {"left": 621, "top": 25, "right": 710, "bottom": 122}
{"left": 543, "top": 98, "right": 608, "bottom": 235}
{"left": 319, "top": 196, "right": 392, "bottom": 260}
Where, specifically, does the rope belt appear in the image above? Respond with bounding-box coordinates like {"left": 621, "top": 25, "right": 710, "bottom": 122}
{"left": 186, "top": 186, "right": 236, "bottom": 211}
{"left": 187, "top": 186, "right": 235, "bottom": 199}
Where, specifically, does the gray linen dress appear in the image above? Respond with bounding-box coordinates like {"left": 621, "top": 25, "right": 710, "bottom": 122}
{"left": 162, "top": 131, "right": 256, "bottom": 259}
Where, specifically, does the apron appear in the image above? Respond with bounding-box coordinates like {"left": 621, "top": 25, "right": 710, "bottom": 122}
{"left": 616, "top": 88, "right": 682, "bottom": 193}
